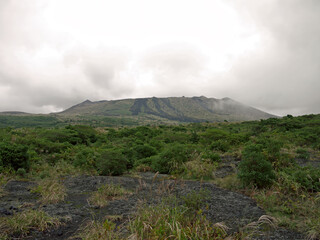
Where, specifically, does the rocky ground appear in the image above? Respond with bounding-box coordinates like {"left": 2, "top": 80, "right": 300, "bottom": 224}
{"left": 0, "top": 171, "right": 306, "bottom": 240}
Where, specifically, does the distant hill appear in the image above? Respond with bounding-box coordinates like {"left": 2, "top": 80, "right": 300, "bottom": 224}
{"left": 58, "top": 96, "right": 277, "bottom": 123}
{"left": 0, "top": 96, "right": 277, "bottom": 128}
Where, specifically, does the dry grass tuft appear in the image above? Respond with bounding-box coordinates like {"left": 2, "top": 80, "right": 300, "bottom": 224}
{"left": 31, "top": 178, "right": 67, "bottom": 204}
{"left": 182, "top": 159, "right": 216, "bottom": 180}
{"left": 88, "top": 184, "right": 131, "bottom": 208}
{"left": 129, "top": 193, "right": 228, "bottom": 240}
{"left": 0, "top": 209, "right": 60, "bottom": 238}
{"left": 213, "top": 222, "right": 230, "bottom": 235}
{"left": 73, "top": 219, "right": 124, "bottom": 240}
{"left": 0, "top": 174, "right": 10, "bottom": 198}
{"left": 242, "top": 215, "right": 278, "bottom": 238}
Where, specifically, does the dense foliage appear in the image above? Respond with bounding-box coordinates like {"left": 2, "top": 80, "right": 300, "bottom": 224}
{"left": 0, "top": 114, "right": 319, "bottom": 178}
{"left": 0, "top": 113, "right": 319, "bottom": 237}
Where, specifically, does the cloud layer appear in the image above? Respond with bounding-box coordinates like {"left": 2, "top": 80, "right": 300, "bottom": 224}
{"left": 0, "top": 0, "right": 319, "bottom": 116}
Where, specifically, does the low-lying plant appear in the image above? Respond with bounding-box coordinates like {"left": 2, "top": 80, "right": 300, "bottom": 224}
{"left": 214, "top": 170, "right": 320, "bottom": 239}
{"left": 31, "top": 178, "right": 67, "bottom": 204}
{"left": 0, "top": 209, "right": 60, "bottom": 238}
{"left": 0, "top": 174, "right": 10, "bottom": 198}
{"left": 74, "top": 219, "right": 123, "bottom": 240}
{"left": 28, "top": 160, "right": 85, "bottom": 180}
{"left": 88, "top": 184, "right": 131, "bottom": 208}
{"left": 129, "top": 190, "right": 228, "bottom": 240}
{"left": 182, "top": 159, "right": 216, "bottom": 180}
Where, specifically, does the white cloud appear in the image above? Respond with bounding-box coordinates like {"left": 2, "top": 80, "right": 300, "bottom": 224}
{"left": 0, "top": 0, "right": 318, "bottom": 115}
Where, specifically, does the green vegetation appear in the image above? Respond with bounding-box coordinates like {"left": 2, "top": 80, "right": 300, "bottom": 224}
{"left": 31, "top": 178, "right": 67, "bottom": 204}
{"left": 0, "top": 209, "right": 60, "bottom": 238}
{"left": 129, "top": 191, "right": 228, "bottom": 240}
{"left": 0, "top": 96, "right": 277, "bottom": 128}
{"left": 88, "top": 184, "right": 131, "bottom": 208}
{"left": 238, "top": 143, "right": 275, "bottom": 188}
{"left": 0, "top": 113, "right": 319, "bottom": 238}
{"left": 0, "top": 115, "right": 61, "bottom": 128}
{"left": 74, "top": 219, "right": 123, "bottom": 240}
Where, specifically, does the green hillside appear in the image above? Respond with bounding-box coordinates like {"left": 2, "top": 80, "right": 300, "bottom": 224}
{"left": 0, "top": 96, "right": 276, "bottom": 128}
{"left": 59, "top": 96, "right": 276, "bottom": 122}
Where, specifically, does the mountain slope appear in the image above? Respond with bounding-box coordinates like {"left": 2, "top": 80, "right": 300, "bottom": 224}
{"left": 58, "top": 96, "right": 276, "bottom": 123}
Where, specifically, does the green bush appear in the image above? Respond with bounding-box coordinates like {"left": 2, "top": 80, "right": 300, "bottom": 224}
{"left": 96, "top": 149, "right": 127, "bottom": 176}
{"left": 65, "top": 125, "right": 97, "bottom": 145}
{"left": 238, "top": 144, "right": 275, "bottom": 188}
{"left": 73, "top": 147, "right": 96, "bottom": 170}
{"left": 0, "top": 142, "right": 29, "bottom": 171}
{"left": 257, "top": 137, "right": 283, "bottom": 163}
{"left": 132, "top": 144, "right": 157, "bottom": 160}
{"left": 40, "top": 128, "right": 81, "bottom": 145}
{"left": 16, "top": 168, "right": 26, "bottom": 177}
{"left": 151, "top": 144, "right": 190, "bottom": 174}
{"left": 210, "top": 140, "right": 230, "bottom": 152}
{"left": 134, "top": 156, "right": 154, "bottom": 168}
{"left": 202, "top": 152, "right": 220, "bottom": 163}
{"left": 293, "top": 166, "right": 320, "bottom": 192}
{"left": 201, "top": 128, "right": 228, "bottom": 143}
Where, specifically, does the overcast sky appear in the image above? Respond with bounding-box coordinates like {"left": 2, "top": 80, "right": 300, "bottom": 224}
{"left": 0, "top": 0, "right": 319, "bottom": 116}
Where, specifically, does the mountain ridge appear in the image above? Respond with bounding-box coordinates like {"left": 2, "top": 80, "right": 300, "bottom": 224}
{"left": 57, "top": 96, "right": 277, "bottom": 123}
{"left": 0, "top": 96, "right": 278, "bottom": 127}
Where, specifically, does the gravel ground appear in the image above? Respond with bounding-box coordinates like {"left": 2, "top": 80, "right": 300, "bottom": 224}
{"left": 0, "top": 173, "right": 306, "bottom": 239}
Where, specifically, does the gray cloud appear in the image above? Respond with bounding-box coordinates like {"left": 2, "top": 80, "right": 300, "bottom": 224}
{"left": 222, "top": 0, "right": 320, "bottom": 115}
{"left": 0, "top": 0, "right": 319, "bottom": 116}
{"left": 138, "top": 43, "right": 208, "bottom": 97}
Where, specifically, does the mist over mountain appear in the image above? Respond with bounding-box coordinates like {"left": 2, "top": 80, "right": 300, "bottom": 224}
{"left": 0, "top": 96, "right": 277, "bottom": 128}
{"left": 58, "top": 96, "right": 276, "bottom": 123}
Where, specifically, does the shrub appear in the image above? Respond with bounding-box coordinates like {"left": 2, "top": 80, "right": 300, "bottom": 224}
{"left": 201, "top": 128, "right": 229, "bottom": 144}
{"left": 39, "top": 128, "right": 81, "bottom": 145}
{"left": 73, "top": 147, "right": 96, "bottom": 170}
{"left": 132, "top": 144, "right": 157, "bottom": 160}
{"left": 202, "top": 152, "right": 221, "bottom": 163}
{"left": 296, "top": 148, "right": 310, "bottom": 160}
{"left": 96, "top": 150, "right": 127, "bottom": 176}
{"left": 238, "top": 144, "right": 275, "bottom": 188}
{"left": 65, "top": 125, "right": 98, "bottom": 145}
{"left": 210, "top": 140, "right": 230, "bottom": 152}
{"left": 0, "top": 142, "right": 29, "bottom": 171}
{"left": 16, "top": 168, "right": 26, "bottom": 177}
{"left": 293, "top": 166, "right": 320, "bottom": 192}
{"left": 150, "top": 155, "right": 169, "bottom": 174}
{"left": 151, "top": 144, "right": 190, "bottom": 174}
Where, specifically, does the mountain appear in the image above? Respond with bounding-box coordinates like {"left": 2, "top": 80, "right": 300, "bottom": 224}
{"left": 57, "top": 96, "right": 276, "bottom": 124}
{"left": 0, "top": 96, "right": 277, "bottom": 127}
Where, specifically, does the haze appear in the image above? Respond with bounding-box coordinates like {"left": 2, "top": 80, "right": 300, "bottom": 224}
{"left": 0, "top": 0, "right": 319, "bottom": 116}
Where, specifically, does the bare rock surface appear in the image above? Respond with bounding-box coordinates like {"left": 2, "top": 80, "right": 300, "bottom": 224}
{"left": 0, "top": 173, "right": 305, "bottom": 239}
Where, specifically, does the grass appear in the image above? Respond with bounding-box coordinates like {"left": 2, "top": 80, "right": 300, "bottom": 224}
{"left": 75, "top": 189, "right": 233, "bottom": 240}
{"left": 28, "top": 160, "right": 85, "bottom": 180}
{"left": 214, "top": 173, "right": 320, "bottom": 239}
{"left": 31, "top": 178, "right": 67, "bottom": 204}
{"left": 73, "top": 219, "right": 123, "bottom": 240}
{"left": 0, "top": 174, "right": 10, "bottom": 198}
{"left": 88, "top": 184, "right": 131, "bottom": 208}
{"left": 0, "top": 209, "right": 60, "bottom": 238}
{"left": 182, "top": 159, "right": 216, "bottom": 180}
{"left": 129, "top": 190, "right": 229, "bottom": 240}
